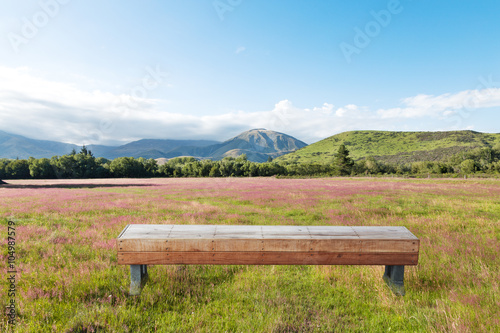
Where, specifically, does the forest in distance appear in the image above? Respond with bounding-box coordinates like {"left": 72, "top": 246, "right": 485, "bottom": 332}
{"left": 2, "top": 143, "right": 500, "bottom": 181}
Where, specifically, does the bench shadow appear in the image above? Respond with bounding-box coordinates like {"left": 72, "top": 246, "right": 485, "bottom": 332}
{"left": 1, "top": 183, "right": 155, "bottom": 189}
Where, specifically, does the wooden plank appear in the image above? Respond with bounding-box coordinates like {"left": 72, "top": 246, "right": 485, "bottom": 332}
{"left": 261, "top": 226, "right": 309, "bottom": 239}
{"left": 361, "top": 239, "right": 419, "bottom": 253}
{"left": 117, "top": 238, "right": 418, "bottom": 253}
{"left": 214, "top": 225, "right": 263, "bottom": 239}
{"left": 119, "top": 224, "right": 174, "bottom": 239}
{"left": 116, "top": 225, "right": 420, "bottom": 255}
{"left": 353, "top": 226, "right": 418, "bottom": 240}
{"left": 117, "top": 224, "right": 130, "bottom": 238}
{"left": 118, "top": 225, "right": 419, "bottom": 241}
{"left": 118, "top": 252, "right": 419, "bottom": 266}
{"left": 118, "top": 239, "right": 166, "bottom": 252}
{"left": 257, "top": 239, "right": 360, "bottom": 252}
{"left": 307, "top": 226, "right": 359, "bottom": 239}
{"left": 169, "top": 224, "right": 216, "bottom": 239}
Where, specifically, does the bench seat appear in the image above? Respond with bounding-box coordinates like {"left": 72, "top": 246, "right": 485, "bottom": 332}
{"left": 117, "top": 224, "right": 419, "bottom": 296}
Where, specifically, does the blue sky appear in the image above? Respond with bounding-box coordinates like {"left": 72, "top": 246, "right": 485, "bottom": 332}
{"left": 0, "top": 0, "right": 499, "bottom": 145}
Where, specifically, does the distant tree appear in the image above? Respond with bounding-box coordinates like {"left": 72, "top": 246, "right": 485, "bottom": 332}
{"left": 79, "top": 145, "right": 93, "bottom": 157}
{"left": 492, "top": 161, "right": 500, "bottom": 173}
{"left": 110, "top": 157, "right": 147, "bottom": 178}
{"left": 333, "top": 144, "right": 354, "bottom": 176}
{"left": 172, "top": 165, "right": 183, "bottom": 177}
{"left": 411, "top": 161, "right": 433, "bottom": 174}
{"left": 141, "top": 158, "right": 158, "bottom": 177}
{"left": 0, "top": 159, "right": 8, "bottom": 182}
{"left": 267, "top": 156, "right": 273, "bottom": 163}
{"left": 258, "top": 162, "right": 286, "bottom": 176}
{"left": 50, "top": 155, "right": 76, "bottom": 178}
{"left": 460, "top": 159, "right": 477, "bottom": 174}
{"left": 28, "top": 157, "right": 56, "bottom": 179}
{"left": 247, "top": 162, "right": 259, "bottom": 177}
{"left": 159, "top": 163, "right": 175, "bottom": 177}
{"left": 5, "top": 159, "right": 30, "bottom": 179}
{"left": 74, "top": 153, "right": 97, "bottom": 178}
{"left": 94, "top": 157, "right": 112, "bottom": 178}
{"left": 209, "top": 164, "right": 221, "bottom": 177}
{"left": 493, "top": 143, "right": 500, "bottom": 157}
{"left": 232, "top": 160, "right": 246, "bottom": 176}
{"left": 363, "top": 156, "right": 379, "bottom": 175}
{"left": 395, "top": 164, "right": 410, "bottom": 175}
{"left": 181, "top": 161, "right": 200, "bottom": 177}
{"left": 198, "top": 160, "right": 213, "bottom": 177}
{"left": 219, "top": 159, "right": 234, "bottom": 177}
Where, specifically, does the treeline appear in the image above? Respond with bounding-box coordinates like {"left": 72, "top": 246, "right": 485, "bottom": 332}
{"left": 353, "top": 146, "right": 500, "bottom": 176}
{"left": 0, "top": 147, "right": 289, "bottom": 179}
{"left": 1, "top": 145, "right": 500, "bottom": 180}
{"left": 0, "top": 147, "right": 155, "bottom": 179}
{"left": 0, "top": 145, "right": 350, "bottom": 179}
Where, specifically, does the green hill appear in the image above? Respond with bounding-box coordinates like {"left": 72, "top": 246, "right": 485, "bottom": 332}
{"left": 276, "top": 130, "right": 500, "bottom": 164}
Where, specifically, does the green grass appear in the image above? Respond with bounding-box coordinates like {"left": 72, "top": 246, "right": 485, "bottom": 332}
{"left": 276, "top": 130, "right": 500, "bottom": 164}
{"left": 1, "top": 177, "right": 500, "bottom": 332}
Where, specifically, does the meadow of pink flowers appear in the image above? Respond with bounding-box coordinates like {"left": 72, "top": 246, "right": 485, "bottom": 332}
{"left": 1, "top": 177, "right": 499, "bottom": 331}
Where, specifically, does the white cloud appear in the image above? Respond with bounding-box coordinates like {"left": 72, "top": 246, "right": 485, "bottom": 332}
{"left": 1, "top": 66, "right": 499, "bottom": 146}
{"left": 335, "top": 104, "right": 364, "bottom": 117}
{"left": 305, "top": 103, "right": 334, "bottom": 115}
{"left": 235, "top": 46, "right": 246, "bottom": 54}
{"left": 377, "top": 88, "right": 500, "bottom": 119}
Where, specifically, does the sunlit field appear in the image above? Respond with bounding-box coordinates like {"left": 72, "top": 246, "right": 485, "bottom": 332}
{"left": 1, "top": 177, "right": 500, "bottom": 332}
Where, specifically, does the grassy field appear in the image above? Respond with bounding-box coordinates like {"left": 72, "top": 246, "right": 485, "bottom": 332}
{"left": 1, "top": 177, "right": 500, "bottom": 332}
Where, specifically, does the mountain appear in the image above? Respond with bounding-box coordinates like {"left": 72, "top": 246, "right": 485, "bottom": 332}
{"left": 275, "top": 130, "right": 500, "bottom": 164}
{"left": 152, "top": 129, "right": 307, "bottom": 162}
{"left": 0, "top": 129, "right": 306, "bottom": 162}
{"left": 0, "top": 130, "right": 219, "bottom": 160}
{"left": 200, "top": 128, "right": 307, "bottom": 162}
{"left": 102, "top": 139, "right": 220, "bottom": 159}
{"left": 0, "top": 130, "right": 97, "bottom": 159}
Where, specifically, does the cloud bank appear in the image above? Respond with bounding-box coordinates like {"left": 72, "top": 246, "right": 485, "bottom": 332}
{"left": 1, "top": 66, "right": 499, "bottom": 145}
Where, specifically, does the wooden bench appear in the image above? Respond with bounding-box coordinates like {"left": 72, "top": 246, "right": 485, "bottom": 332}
{"left": 117, "top": 225, "right": 419, "bottom": 296}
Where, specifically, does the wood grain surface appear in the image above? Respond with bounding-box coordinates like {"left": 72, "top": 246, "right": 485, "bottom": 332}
{"left": 117, "top": 224, "right": 420, "bottom": 266}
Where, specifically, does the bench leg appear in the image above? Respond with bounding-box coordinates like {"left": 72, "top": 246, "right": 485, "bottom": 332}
{"left": 130, "top": 265, "right": 148, "bottom": 296}
{"left": 383, "top": 265, "right": 405, "bottom": 296}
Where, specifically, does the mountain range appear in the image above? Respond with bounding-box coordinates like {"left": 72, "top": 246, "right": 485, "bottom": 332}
{"left": 3, "top": 128, "right": 500, "bottom": 165}
{"left": 0, "top": 129, "right": 307, "bottom": 163}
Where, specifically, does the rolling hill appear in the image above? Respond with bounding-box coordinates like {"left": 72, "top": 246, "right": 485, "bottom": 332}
{"left": 275, "top": 130, "right": 500, "bottom": 164}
